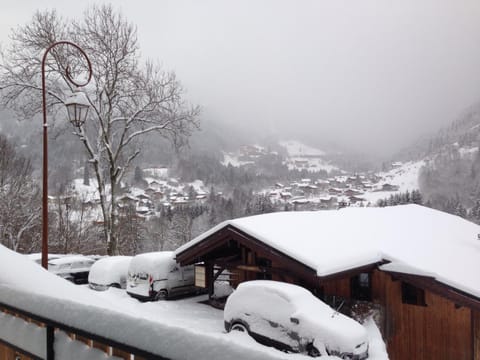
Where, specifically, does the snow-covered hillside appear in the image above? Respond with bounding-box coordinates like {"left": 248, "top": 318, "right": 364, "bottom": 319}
{"left": 279, "top": 140, "right": 326, "bottom": 157}
{"left": 259, "top": 160, "right": 424, "bottom": 209}
{"left": 222, "top": 140, "right": 340, "bottom": 173}
{"left": 280, "top": 140, "right": 339, "bottom": 173}
{"left": 361, "top": 161, "right": 424, "bottom": 204}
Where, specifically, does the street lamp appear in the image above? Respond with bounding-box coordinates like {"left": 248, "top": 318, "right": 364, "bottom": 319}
{"left": 41, "top": 41, "right": 92, "bottom": 269}
{"left": 65, "top": 91, "right": 90, "bottom": 128}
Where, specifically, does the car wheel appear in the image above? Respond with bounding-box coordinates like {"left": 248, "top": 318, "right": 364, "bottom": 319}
{"left": 307, "top": 344, "right": 321, "bottom": 357}
{"left": 111, "top": 283, "right": 121, "bottom": 289}
{"left": 155, "top": 289, "right": 168, "bottom": 301}
{"left": 230, "top": 322, "right": 248, "bottom": 333}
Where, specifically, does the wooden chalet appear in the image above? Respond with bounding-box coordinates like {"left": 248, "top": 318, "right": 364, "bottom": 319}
{"left": 176, "top": 205, "right": 480, "bottom": 360}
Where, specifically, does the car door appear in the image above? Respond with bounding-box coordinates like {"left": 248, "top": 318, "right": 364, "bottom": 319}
{"left": 167, "top": 265, "right": 183, "bottom": 294}
{"left": 181, "top": 265, "right": 195, "bottom": 287}
{"left": 249, "top": 292, "right": 299, "bottom": 351}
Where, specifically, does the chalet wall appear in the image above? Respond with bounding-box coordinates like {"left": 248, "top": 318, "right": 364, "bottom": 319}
{"left": 474, "top": 310, "right": 480, "bottom": 360}
{"left": 372, "top": 270, "right": 472, "bottom": 360}
{"left": 321, "top": 277, "right": 351, "bottom": 299}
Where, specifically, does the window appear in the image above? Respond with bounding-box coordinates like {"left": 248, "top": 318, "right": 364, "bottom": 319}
{"left": 401, "top": 282, "right": 427, "bottom": 306}
{"left": 256, "top": 257, "right": 272, "bottom": 280}
{"left": 350, "top": 273, "right": 372, "bottom": 301}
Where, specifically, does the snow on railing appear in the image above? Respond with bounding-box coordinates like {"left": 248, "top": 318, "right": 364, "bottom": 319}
{"left": 0, "top": 302, "right": 165, "bottom": 360}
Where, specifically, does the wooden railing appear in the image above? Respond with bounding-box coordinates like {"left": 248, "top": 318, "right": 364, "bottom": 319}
{"left": 0, "top": 302, "right": 169, "bottom": 360}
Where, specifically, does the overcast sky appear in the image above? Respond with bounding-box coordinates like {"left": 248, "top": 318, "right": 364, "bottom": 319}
{"left": 2, "top": 0, "right": 480, "bottom": 155}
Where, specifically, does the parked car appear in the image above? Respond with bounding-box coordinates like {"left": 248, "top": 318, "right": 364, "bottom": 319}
{"left": 26, "top": 253, "right": 66, "bottom": 265}
{"left": 88, "top": 256, "right": 132, "bottom": 291}
{"left": 48, "top": 255, "right": 96, "bottom": 284}
{"left": 224, "top": 280, "right": 369, "bottom": 359}
{"left": 126, "top": 251, "right": 196, "bottom": 301}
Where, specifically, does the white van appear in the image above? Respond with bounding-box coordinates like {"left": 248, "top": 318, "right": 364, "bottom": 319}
{"left": 126, "top": 251, "right": 196, "bottom": 301}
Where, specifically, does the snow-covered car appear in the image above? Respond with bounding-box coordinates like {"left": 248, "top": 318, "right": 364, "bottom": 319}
{"left": 48, "top": 255, "right": 96, "bottom": 284}
{"left": 26, "top": 253, "right": 66, "bottom": 265}
{"left": 88, "top": 256, "right": 132, "bottom": 291}
{"left": 126, "top": 251, "right": 196, "bottom": 301}
{"left": 224, "top": 280, "right": 369, "bottom": 359}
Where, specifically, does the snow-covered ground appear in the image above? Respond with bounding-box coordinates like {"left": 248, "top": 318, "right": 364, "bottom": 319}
{"left": 280, "top": 140, "right": 339, "bottom": 173}
{"left": 144, "top": 167, "right": 169, "bottom": 179}
{"left": 72, "top": 178, "right": 102, "bottom": 203}
{"left": 262, "top": 160, "right": 424, "bottom": 208}
{"left": 0, "top": 245, "right": 388, "bottom": 359}
{"left": 222, "top": 152, "right": 255, "bottom": 167}
{"left": 279, "top": 140, "right": 326, "bottom": 157}
{"left": 361, "top": 160, "right": 424, "bottom": 204}
{"left": 221, "top": 140, "right": 339, "bottom": 173}
{"left": 94, "top": 287, "right": 388, "bottom": 360}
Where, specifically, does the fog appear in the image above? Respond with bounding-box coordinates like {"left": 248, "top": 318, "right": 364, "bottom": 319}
{"left": 2, "top": 0, "right": 480, "bottom": 155}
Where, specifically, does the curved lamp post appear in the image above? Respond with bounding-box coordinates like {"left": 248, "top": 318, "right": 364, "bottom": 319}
{"left": 41, "top": 41, "right": 93, "bottom": 269}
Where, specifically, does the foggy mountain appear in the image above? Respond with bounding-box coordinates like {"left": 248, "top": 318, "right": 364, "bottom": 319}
{"left": 386, "top": 100, "right": 480, "bottom": 220}
{"left": 395, "top": 101, "right": 480, "bottom": 161}
{"left": 4, "top": 96, "right": 480, "bottom": 199}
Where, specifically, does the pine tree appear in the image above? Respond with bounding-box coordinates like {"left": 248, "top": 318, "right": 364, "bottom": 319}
{"left": 411, "top": 190, "right": 422, "bottom": 204}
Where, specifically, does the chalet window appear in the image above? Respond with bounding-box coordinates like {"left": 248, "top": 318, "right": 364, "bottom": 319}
{"left": 256, "top": 257, "right": 272, "bottom": 280}
{"left": 401, "top": 282, "right": 426, "bottom": 306}
{"left": 350, "top": 273, "right": 372, "bottom": 301}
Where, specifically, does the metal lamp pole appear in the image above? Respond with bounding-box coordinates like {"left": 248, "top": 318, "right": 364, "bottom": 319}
{"left": 41, "top": 41, "right": 93, "bottom": 269}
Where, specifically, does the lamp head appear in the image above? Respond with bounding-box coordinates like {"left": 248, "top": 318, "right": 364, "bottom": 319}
{"left": 65, "top": 91, "right": 89, "bottom": 127}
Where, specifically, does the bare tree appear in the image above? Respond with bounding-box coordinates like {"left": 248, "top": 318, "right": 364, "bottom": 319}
{"left": 0, "top": 6, "right": 199, "bottom": 255}
{"left": 0, "top": 135, "right": 41, "bottom": 252}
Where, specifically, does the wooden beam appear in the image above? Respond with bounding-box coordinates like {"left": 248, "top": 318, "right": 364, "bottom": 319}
{"left": 46, "top": 325, "right": 54, "bottom": 360}
{"left": 236, "top": 265, "right": 261, "bottom": 272}
{"left": 176, "top": 225, "right": 317, "bottom": 281}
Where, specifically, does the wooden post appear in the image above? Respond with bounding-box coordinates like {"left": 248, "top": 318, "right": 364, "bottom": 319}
{"left": 206, "top": 261, "right": 214, "bottom": 298}
{"left": 46, "top": 326, "right": 54, "bottom": 360}
{"left": 474, "top": 310, "right": 480, "bottom": 360}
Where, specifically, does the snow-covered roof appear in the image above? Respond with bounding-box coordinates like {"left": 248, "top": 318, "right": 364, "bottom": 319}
{"left": 176, "top": 205, "right": 480, "bottom": 298}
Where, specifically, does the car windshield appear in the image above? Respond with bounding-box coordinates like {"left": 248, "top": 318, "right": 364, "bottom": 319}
{"left": 138, "top": 272, "right": 148, "bottom": 280}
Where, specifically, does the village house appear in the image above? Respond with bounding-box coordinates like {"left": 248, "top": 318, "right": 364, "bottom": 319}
{"left": 175, "top": 205, "right": 480, "bottom": 360}
{"left": 319, "top": 196, "right": 337, "bottom": 208}
{"left": 328, "top": 187, "right": 343, "bottom": 195}
{"left": 381, "top": 183, "right": 400, "bottom": 192}
{"left": 348, "top": 195, "right": 366, "bottom": 205}
{"left": 117, "top": 194, "right": 138, "bottom": 207}
{"left": 344, "top": 188, "right": 364, "bottom": 197}
{"left": 144, "top": 187, "right": 156, "bottom": 197}
{"left": 314, "top": 179, "right": 330, "bottom": 191}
